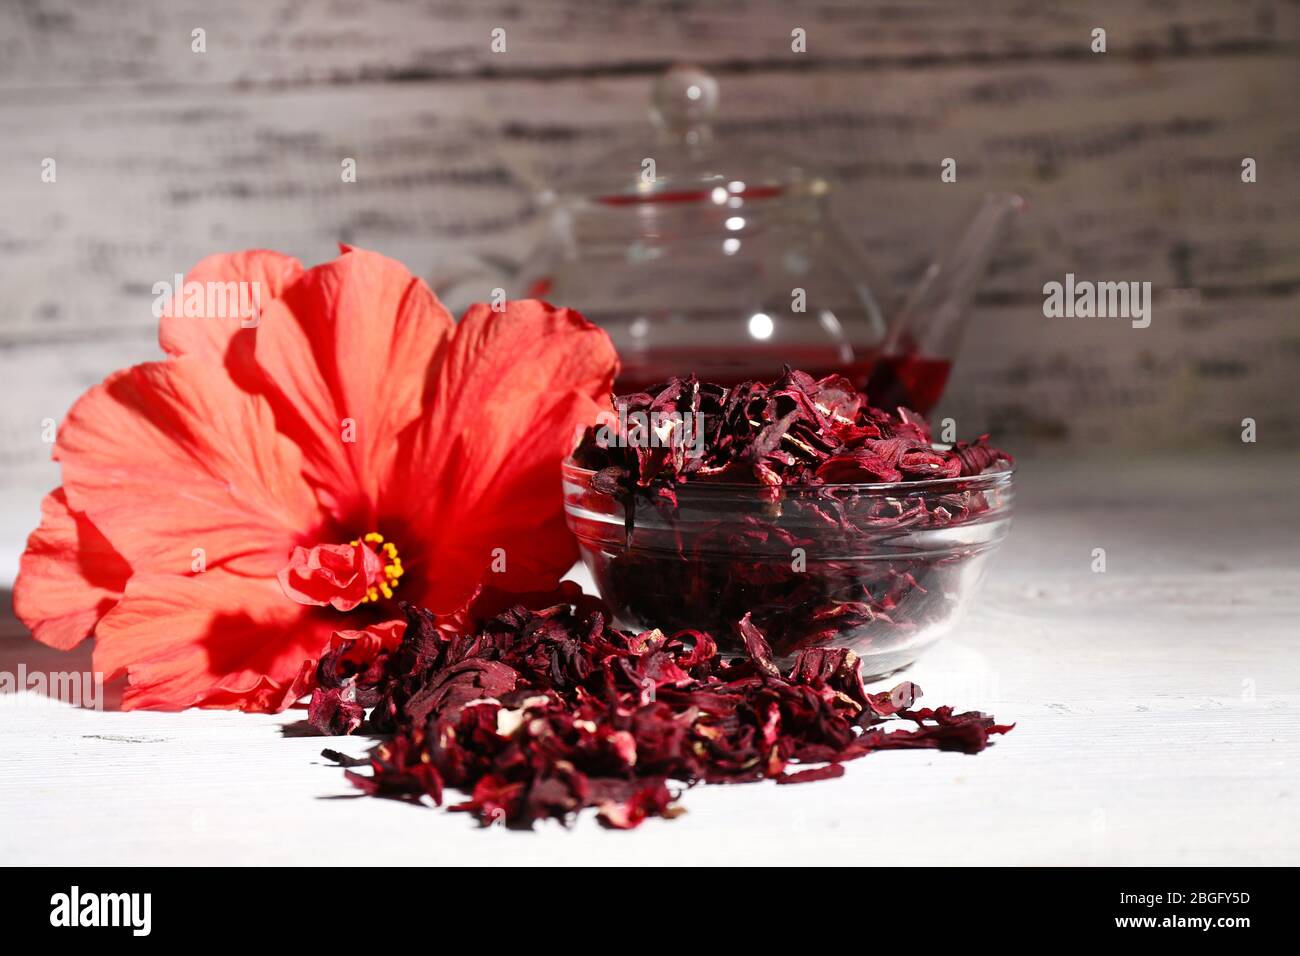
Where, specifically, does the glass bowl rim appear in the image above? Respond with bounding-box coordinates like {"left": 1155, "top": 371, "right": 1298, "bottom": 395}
{"left": 561, "top": 456, "right": 1014, "bottom": 497}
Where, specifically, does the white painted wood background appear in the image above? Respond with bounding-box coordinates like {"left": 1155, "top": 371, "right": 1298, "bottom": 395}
{"left": 1, "top": 453, "right": 1296, "bottom": 865}
{"left": 0, "top": 2, "right": 1297, "bottom": 864}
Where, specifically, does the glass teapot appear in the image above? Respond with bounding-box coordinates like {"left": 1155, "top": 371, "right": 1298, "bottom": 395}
{"left": 443, "top": 65, "right": 1022, "bottom": 415}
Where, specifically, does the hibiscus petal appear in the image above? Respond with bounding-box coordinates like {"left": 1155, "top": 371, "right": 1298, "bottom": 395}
{"left": 93, "top": 569, "right": 337, "bottom": 712}
{"left": 251, "top": 247, "right": 454, "bottom": 520}
{"left": 388, "top": 300, "right": 617, "bottom": 613}
{"left": 278, "top": 541, "right": 384, "bottom": 611}
{"left": 56, "top": 356, "right": 320, "bottom": 578}
{"left": 13, "top": 488, "right": 131, "bottom": 649}
{"left": 158, "top": 249, "right": 305, "bottom": 366}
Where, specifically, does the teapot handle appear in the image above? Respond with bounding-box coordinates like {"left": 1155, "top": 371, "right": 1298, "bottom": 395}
{"left": 429, "top": 252, "right": 521, "bottom": 315}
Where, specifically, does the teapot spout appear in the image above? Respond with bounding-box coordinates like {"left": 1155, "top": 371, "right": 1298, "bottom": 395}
{"left": 885, "top": 192, "right": 1025, "bottom": 362}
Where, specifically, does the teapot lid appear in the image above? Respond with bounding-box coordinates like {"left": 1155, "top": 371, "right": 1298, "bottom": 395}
{"left": 553, "top": 64, "right": 828, "bottom": 205}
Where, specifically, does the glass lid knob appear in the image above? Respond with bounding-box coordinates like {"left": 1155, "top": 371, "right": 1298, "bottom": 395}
{"left": 650, "top": 64, "right": 719, "bottom": 143}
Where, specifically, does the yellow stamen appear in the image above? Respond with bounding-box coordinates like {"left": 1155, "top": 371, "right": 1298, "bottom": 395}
{"left": 354, "top": 532, "right": 403, "bottom": 604}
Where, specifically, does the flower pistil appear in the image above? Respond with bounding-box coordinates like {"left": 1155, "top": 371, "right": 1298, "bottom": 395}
{"left": 349, "top": 532, "right": 403, "bottom": 603}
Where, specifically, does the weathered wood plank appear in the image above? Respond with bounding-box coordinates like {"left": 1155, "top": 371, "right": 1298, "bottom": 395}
{"left": 0, "top": 56, "right": 1295, "bottom": 342}
{"left": 1, "top": 0, "right": 1295, "bottom": 90}
{"left": 948, "top": 292, "right": 1300, "bottom": 448}
{"left": 3, "top": 452, "right": 1297, "bottom": 864}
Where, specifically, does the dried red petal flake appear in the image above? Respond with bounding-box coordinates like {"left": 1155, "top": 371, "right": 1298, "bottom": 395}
{"left": 317, "top": 597, "right": 1012, "bottom": 829}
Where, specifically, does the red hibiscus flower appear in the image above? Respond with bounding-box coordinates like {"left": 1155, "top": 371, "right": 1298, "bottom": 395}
{"left": 13, "top": 246, "right": 616, "bottom": 711}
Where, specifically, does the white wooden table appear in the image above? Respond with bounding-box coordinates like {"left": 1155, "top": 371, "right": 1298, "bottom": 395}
{"left": 2, "top": 452, "right": 1297, "bottom": 865}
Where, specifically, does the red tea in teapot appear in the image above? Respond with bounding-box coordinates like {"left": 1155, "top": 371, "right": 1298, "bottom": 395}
{"left": 615, "top": 346, "right": 952, "bottom": 416}
{"left": 861, "top": 352, "right": 952, "bottom": 416}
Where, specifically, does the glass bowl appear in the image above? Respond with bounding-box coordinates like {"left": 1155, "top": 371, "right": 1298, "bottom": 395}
{"left": 562, "top": 459, "right": 1013, "bottom": 680}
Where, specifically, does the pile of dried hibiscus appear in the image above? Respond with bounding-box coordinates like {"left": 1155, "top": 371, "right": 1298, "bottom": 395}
{"left": 312, "top": 586, "right": 1012, "bottom": 829}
